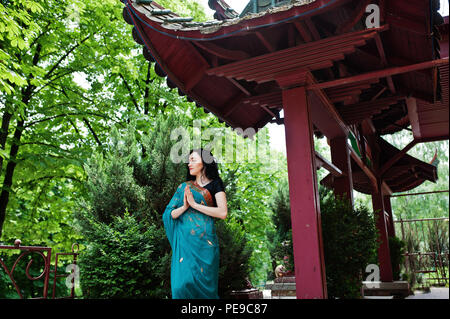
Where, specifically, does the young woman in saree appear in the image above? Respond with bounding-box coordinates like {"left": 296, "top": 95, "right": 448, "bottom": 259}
{"left": 163, "top": 149, "right": 227, "bottom": 299}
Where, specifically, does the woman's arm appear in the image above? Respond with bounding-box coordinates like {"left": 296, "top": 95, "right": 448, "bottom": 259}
{"left": 171, "top": 187, "right": 189, "bottom": 219}
{"left": 171, "top": 205, "right": 187, "bottom": 219}
{"left": 186, "top": 187, "right": 228, "bottom": 220}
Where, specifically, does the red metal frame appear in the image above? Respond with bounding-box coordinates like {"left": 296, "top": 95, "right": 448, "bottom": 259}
{"left": 0, "top": 241, "right": 79, "bottom": 299}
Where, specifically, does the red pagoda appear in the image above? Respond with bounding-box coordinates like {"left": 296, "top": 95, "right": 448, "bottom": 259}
{"left": 121, "top": 0, "right": 449, "bottom": 298}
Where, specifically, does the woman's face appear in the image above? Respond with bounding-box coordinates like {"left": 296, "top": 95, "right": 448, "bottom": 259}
{"left": 188, "top": 151, "right": 204, "bottom": 177}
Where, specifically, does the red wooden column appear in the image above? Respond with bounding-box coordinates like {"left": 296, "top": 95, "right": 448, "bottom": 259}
{"left": 383, "top": 195, "right": 396, "bottom": 238}
{"left": 383, "top": 194, "right": 399, "bottom": 278}
{"left": 371, "top": 181, "right": 394, "bottom": 282}
{"left": 330, "top": 137, "right": 354, "bottom": 204}
{"left": 282, "top": 85, "right": 327, "bottom": 299}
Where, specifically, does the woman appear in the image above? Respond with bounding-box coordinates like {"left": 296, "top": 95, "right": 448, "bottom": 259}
{"left": 162, "top": 148, "right": 227, "bottom": 299}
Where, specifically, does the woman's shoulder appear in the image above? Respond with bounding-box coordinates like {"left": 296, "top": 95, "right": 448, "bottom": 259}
{"left": 212, "top": 178, "right": 225, "bottom": 192}
{"left": 179, "top": 181, "right": 189, "bottom": 189}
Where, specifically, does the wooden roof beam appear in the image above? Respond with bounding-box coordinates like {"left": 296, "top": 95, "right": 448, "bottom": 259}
{"left": 374, "top": 33, "right": 396, "bottom": 93}
{"left": 305, "top": 18, "right": 321, "bottom": 41}
{"left": 315, "top": 151, "right": 344, "bottom": 177}
{"left": 207, "top": 26, "right": 387, "bottom": 78}
{"left": 349, "top": 146, "right": 378, "bottom": 193}
{"left": 254, "top": 31, "right": 276, "bottom": 53}
{"left": 227, "top": 78, "right": 252, "bottom": 96}
{"left": 223, "top": 92, "right": 246, "bottom": 117}
{"left": 336, "top": 0, "right": 372, "bottom": 34}
{"left": 192, "top": 41, "right": 250, "bottom": 61}
{"left": 349, "top": 145, "right": 393, "bottom": 195}
{"left": 293, "top": 21, "right": 313, "bottom": 42}
{"left": 242, "top": 91, "right": 281, "bottom": 118}
{"left": 307, "top": 58, "right": 449, "bottom": 90}
{"left": 339, "top": 95, "right": 404, "bottom": 111}
{"left": 306, "top": 73, "right": 349, "bottom": 139}
{"left": 379, "top": 139, "right": 418, "bottom": 178}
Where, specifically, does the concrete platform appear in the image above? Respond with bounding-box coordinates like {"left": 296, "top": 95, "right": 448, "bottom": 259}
{"left": 265, "top": 276, "right": 297, "bottom": 297}
{"left": 362, "top": 281, "right": 410, "bottom": 298}
{"left": 405, "top": 288, "right": 449, "bottom": 299}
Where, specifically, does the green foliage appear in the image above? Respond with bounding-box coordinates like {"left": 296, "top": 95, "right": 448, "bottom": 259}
{"left": 267, "top": 177, "right": 294, "bottom": 277}
{"left": 216, "top": 217, "right": 252, "bottom": 298}
{"left": 76, "top": 211, "right": 170, "bottom": 298}
{"left": 388, "top": 236, "right": 406, "bottom": 281}
{"left": 266, "top": 180, "right": 379, "bottom": 298}
{"left": 0, "top": 0, "right": 210, "bottom": 253}
{"left": 75, "top": 116, "right": 254, "bottom": 298}
{"left": 320, "top": 187, "right": 379, "bottom": 299}
{"left": 383, "top": 133, "right": 449, "bottom": 220}
{"left": 0, "top": 249, "right": 69, "bottom": 298}
{"left": 158, "top": 0, "right": 209, "bottom": 21}
{"left": 74, "top": 114, "right": 185, "bottom": 298}
{"left": 400, "top": 219, "right": 448, "bottom": 288}
{"left": 220, "top": 133, "right": 287, "bottom": 287}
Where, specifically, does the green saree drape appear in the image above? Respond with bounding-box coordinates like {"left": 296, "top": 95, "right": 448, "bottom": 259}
{"left": 162, "top": 181, "right": 220, "bottom": 299}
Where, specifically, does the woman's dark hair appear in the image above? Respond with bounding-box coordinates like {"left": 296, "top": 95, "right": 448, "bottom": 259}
{"left": 186, "top": 148, "right": 222, "bottom": 182}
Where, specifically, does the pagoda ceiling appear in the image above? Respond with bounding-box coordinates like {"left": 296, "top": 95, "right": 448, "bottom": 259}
{"left": 122, "top": 0, "right": 447, "bottom": 137}
{"left": 121, "top": 0, "right": 448, "bottom": 195}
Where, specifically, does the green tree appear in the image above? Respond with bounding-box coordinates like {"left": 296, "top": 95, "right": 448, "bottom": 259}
{"left": 75, "top": 115, "right": 254, "bottom": 298}
{"left": 0, "top": 0, "right": 126, "bottom": 243}
{"left": 267, "top": 177, "right": 295, "bottom": 277}
{"left": 0, "top": 0, "right": 210, "bottom": 251}
{"left": 217, "top": 127, "right": 288, "bottom": 286}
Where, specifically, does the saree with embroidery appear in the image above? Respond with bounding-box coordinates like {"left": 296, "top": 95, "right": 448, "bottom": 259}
{"left": 162, "top": 181, "right": 220, "bottom": 299}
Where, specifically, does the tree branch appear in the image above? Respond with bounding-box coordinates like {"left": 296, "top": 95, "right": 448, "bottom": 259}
{"left": 119, "top": 73, "right": 141, "bottom": 113}
{"left": 24, "top": 111, "right": 110, "bottom": 128}
{"left": 43, "top": 33, "right": 92, "bottom": 80}
{"left": 143, "top": 63, "right": 153, "bottom": 115}
{"left": 20, "top": 175, "right": 84, "bottom": 188}
{"left": 19, "top": 141, "right": 74, "bottom": 154}
{"left": 82, "top": 117, "right": 102, "bottom": 147}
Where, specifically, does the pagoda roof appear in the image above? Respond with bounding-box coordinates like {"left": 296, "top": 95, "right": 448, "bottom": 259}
{"left": 352, "top": 136, "right": 438, "bottom": 195}
{"left": 121, "top": 0, "right": 447, "bottom": 194}
{"left": 321, "top": 136, "right": 439, "bottom": 195}
{"left": 122, "top": 0, "right": 447, "bottom": 133}
{"left": 208, "top": 0, "right": 239, "bottom": 20}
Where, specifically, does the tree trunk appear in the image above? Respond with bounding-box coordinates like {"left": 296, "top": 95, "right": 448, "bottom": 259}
{"left": 0, "top": 110, "right": 12, "bottom": 173}
{"left": 0, "top": 119, "right": 25, "bottom": 238}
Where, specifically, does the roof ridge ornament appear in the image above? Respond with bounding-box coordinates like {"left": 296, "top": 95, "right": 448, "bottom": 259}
{"left": 208, "top": 0, "right": 239, "bottom": 20}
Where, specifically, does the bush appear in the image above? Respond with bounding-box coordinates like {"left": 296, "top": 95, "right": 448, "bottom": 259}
{"left": 267, "top": 178, "right": 294, "bottom": 277}
{"left": 216, "top": 217, "right": 252, "bottom": 298}
{"left": 320, "top": 187, "right": 379, "bottom": 299}
{"left": 74, "top": 118, "right": 253, "bottom": 298}
{"left": 76, "top": 211, "right": 170, "bottom": 298}
{"left": 389, "top": 236, "right": 406, "bottom": 281}
{"left": 268, "top": 182, "right": 378, "bottom": 299}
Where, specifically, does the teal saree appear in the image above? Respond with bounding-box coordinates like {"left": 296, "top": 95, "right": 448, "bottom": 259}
{"left": 162, "top": 181, "right": 220, "bottom": 299}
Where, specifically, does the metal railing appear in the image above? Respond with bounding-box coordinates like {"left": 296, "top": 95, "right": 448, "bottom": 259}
{"left": 394, "top": 217, "right": 449, "bottom": 288}
{"left": 0, "top": 240, "right": 79, "bottom": 299}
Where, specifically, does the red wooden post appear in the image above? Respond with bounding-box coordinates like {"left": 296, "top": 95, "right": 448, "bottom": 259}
{"left": 371, "top": 181, "right": 394, "bottom": 282}
{"left": 383, "top": 195, "right": 396, "bottom": 238}
{"left": 383, "top": 194, "right": 400, "bottom": 279}
{"left": 282, "top": 86, "right": 327, "bottom": 299}
{"left": 330, "top": 137, "right": 354, "bottom": 204}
